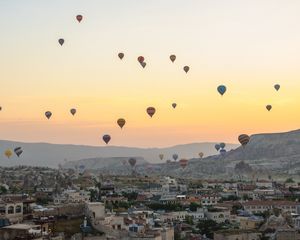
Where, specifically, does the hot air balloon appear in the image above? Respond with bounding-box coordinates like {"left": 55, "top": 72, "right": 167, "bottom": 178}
{"left": 183, "top": 66, "right": 190, "bottom": 73}
{"left": 159, "top": 154, "right": 164, "bottom": 161}
{"left": 58, "top": 39, "right": 64, "bottom": 46}
{"left": 128, "top": 158, "right": 136, "bottom": 168}
{"left": 117, "top": 118, "right": 126, "bottom": 129}
{"left": 118, "top": 53, "right": 124, "bottom": 60}
{"left": 172, "top": 154, "right": 178, "bottom": 161}
{"left": 146, "top": 107, "right": 156, "bottom": 118}
{"left": 198, "top": 152, "right": 204, "bottom": 159}
{"left": 220, "top": 149, "right": 227, "bottom": 156}
{"left": 179, "top": 159, "right": 188, "bottom": 169}
{"left": 220, "top": 143, "right": 226, "bottom": 149}
{"left": 172, "top": 103, "right": 177, "bottom": 109}
{"left": 4, "top": 149, "right": 12, "bottom": 159}
{"left": 45, "top": 111, "right": 52, "bottom": 119}
{"left": 138, "top": 56, "right": 144, "bottom": 63}
{"left": 76, "top": 15, "right": 83, "bottom": 23}
{"left": 215, "top": 144, "right": 220, "bottom": 151}
{"left": 102, "top": 134, "right": 111, "bottom": 144}
{"left": 166, "top": 159, "right": 171, "bottom": 164}
{"left": 170, "top": 55, "right": 176, "bottom": 63}
{"left": 238, "top": 134, "right": 250, "bottom": 147}
{"left": 274, "top": 84, "right": 280, "bottom": 91}
{"left": 0, "top": 106, "right": 2, "bottom": 111}
{"left": 70, "top": 108, "right": 76, "bottom": 116}
{"left": 266, "top": 105, "right": 272, "bottom": 111}
{"left": 217, "top": 85, "right": 226, "bottom": 96}
{"left": 14, "top": 147, "right": 23, "bottom": 157}
{"left": 141, "top": 62, "right": 146, "bottom": 68}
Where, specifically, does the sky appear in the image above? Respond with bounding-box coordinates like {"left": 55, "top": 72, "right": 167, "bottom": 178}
{"left": 0, "top": 0, "right": 300, "bottom": 147}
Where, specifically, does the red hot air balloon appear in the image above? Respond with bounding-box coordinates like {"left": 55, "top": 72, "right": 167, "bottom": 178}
{"left": 58, "top": 39, "right": 64, "bottom": 46}
{"left": 117, "top": 118, "right": 126, "bottom": 129}
{"left": 45, "top": 111, "right": 52, "bottom": 119}
{"left": 138, "top": 56, "right": 144, "bottom": 63}
{"left": 183, "top": 66, "right": 190, "bottom": 73}
{"left": 238, "top": 134, "right": 250, "bottom": 146}
{"left": 146, "top": 107, "right": 156, "bottom": 118}
{"left": 76, "top": 15, "right": 83, "bottom": 23}
{"left": 118, "top": 53, "right": 124, "bottom": 60}
{"left": 102, "top": 134, "right": 111, "bottom": 144}
{"left": 179, "top": 159, "right": 188, "bottom": 169}
{"left": 266, "top": 105, "right": 272, "bottom": 111}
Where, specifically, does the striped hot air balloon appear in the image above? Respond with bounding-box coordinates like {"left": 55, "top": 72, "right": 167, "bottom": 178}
{"left": 238, "top": 134, "right": 250, "bottom": 147}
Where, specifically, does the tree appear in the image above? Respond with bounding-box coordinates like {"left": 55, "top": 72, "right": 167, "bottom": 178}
{"left": 189, "top": 202, "right": 201, "bottom": 212}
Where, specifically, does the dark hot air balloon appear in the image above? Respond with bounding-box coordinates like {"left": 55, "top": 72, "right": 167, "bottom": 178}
{"left": 198, "top": 152, "right": 204, "bottom": 159}
{"left": 146, "top": 107, "right": 156, "bottom": 118}
{"left": 170, "top": 55, "right": 176, "bottom": 63}
{"left": 183, "top": 66, "right": 190, "bottom": 73}
{"left": 141, "top": 62, "right": 146, "bottom": 68}
{"left": 14, "top": 147, "right": 23, "bottom": 157}
{"left": 102, "top": 134, "right": 111, "bottom": 144}
{"left": 76, "top": 15, "right": 83, "bottom": 22}
{"left": 128, "top": 158, "right": 136, "bottom": 168}
{"left": 220, "top": 149, "right": 227, "bottom": 156}
{"left": 117, "top": 118, "right": 126, "bottom": 129}
{"left": 266, "top": 105, "right": 272, "bottom": 111}
{"left": 172, "top": 154, "right": 178, "bottom": 161}
{"left": 274, "top": 84, "right": 280, "bottom": 91}
{"left": 70, "top": 108, "right": 76, "bottom": 116}
{"left": 138, "top": 56, "right": 144, "bottom": 63}
{"left": 118, "top": 53, "right": 124, "bottom": 60}
{"left": 220, "top": 142, "right": 226, "bottom": 149}
{"left": 215, "top": 144, "right": 220, "bottom": 151}
{"left": 217, "top": 85, "right": 226, "bottom": 96}
{"left": 172, "top": 103, "right": 177, "bottom": 109}
{"left": 58, "top": 39, "right": 64, "bottom": 46}
{"left": 45, "top": 111, "right": 52, "bottom": 119}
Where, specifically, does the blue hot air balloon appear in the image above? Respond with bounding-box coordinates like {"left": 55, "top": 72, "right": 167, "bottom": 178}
{"left": 215, "top": 144, "right": 220, "bottom": 151}
{"left": 217, "top": 85, "right": 227, "bottom": 96}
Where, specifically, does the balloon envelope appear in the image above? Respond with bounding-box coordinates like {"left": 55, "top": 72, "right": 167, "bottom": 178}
{"left": 117, "top": 118, "right": 126, "bottom": 129}
{"left": 4, "top": 149, "right": 12, "bottom": 159}
{"left": 58, "top": 39, "right": 64, "bottom": 46}
{"left": 266, "top": 105, "right": 272, "bottom": 111}
{"left": 179, "top": 159, "right": 188, "bottom": 169}
{"left": 128, "top": 158, "right": 136, "bottom": 167}
{"left": 45, "top": 111, "right": 52, "bottom": 119}
{"left": 238, "top": 134, "right": 250, "bottom": 146}
{"left": 159, "top": 154, "right": 164, "bottom": 160}
{"left": 183, "top": 66, "right": 190, "bottom": 73}
{"left": 14, "top": 147, "right": 23, "bottom": 157}
{"left": 172, "top": 154, "right": 178, "bottom": 161}
{"left": 76, "top": 15, "right": 83, "bottom": 22}
{"left": 274, "top": 84, "right": 280, "bottom": 91}
{"left": 102, "top": 135, "right": 111, "bottom": 144}
{"left": 220, "top": 143, "right": 226, "bottom": 149}
{"left": 138, "top": 56, "right": 144, "bottom": 63}
{"left": 141, "top": 62, "right": 146, "bottom": 68}
{"left": 170, "top": 55, "right": 176, "bottom": 62}
{"left": 215, "top": 144, "right": 220, "bottom": 151}
{"left": 118, "top": 53, "right": 124, "bottom": 60}
{"left": 198, "top": 152, "right": 204, "bottom": 158}
{"left": 217, "top": 85, "right": 227, "bottom": 96}
{"left": 172, "top": 103, "right": 177, "bottom": 109}
{"left": 146, "top": 107, "right": 156, "bottom": 118}
{"left": 70, "top": 108, "right": 76, "bottom": 116}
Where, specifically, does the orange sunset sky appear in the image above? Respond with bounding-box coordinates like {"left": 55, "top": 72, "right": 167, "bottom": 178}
{"left": 0, "top": 0, "right": 300, "bottom": 147}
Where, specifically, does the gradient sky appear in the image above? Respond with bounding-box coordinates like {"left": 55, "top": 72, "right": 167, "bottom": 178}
{"left": 0, "top": 0, "right": 300, "bottom": 147}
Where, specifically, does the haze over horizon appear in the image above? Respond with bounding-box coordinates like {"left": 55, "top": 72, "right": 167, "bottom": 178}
{"left": 1, "top": 0, "right": 300, "bottom": 147}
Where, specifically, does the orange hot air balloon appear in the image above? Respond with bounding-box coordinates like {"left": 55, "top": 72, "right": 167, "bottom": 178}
{"left": 266, "top": 105, "right": 272, "bottom": 111}
{"left": 138, "top": 56, "right": 144, "bottom": 63}
{"left": 170, "top": 55, "right": 176, "bottom": 63}
{"left": 117, "top": 118, "right": 126, "bottom": 129}
{"left": 183, "top": 66, "right": 190, "bottom": 73}
{"left": 4, "top": 149, "right": 12, "bottom": 159}
{"left": 146, "top": 107, "right": 156, "bottom": 118}
{"left": 76, "top": 15, "right": 83, "bottom": 23}
{"left": 118, "top": 52, "right": 124, "bottom": 60}
{"left": 238, "top": 134, "right": 250, "bottom": 146}
{"left": 179, "top": 159, "right": 188, "bottom": 169}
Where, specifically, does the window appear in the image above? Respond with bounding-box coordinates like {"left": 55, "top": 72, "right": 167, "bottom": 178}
{"left": 8, "top": 206, "right": 14, "bottom": 214}
{"left": 16, "top": 205, "right": 22, "bottom": 213}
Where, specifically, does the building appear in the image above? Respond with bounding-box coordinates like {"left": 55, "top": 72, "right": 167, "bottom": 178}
{"left": 214, "top": 229, "right": 262, "bottom": 240}
{"left": 243, "top": 200, "right": 300, "bottom": 214}
{"left": 0, "top": 200, "right": 23, "bottom": 223}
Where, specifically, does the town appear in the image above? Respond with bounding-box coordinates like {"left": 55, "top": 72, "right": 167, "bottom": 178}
{"left": 0, "top": 166, "right": 300, "bottom": 240}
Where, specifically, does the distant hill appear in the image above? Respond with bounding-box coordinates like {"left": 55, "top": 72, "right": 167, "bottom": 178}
{"left": 0, "top": 140, "right": 238, "bottom": 168}
{"left": 142, "top": 129, "right": 300, "bottom": 179}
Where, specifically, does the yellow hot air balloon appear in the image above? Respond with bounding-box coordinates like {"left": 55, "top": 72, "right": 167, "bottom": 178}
{"left": 4, "top": 149, "right": 13, "bottom": 159}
